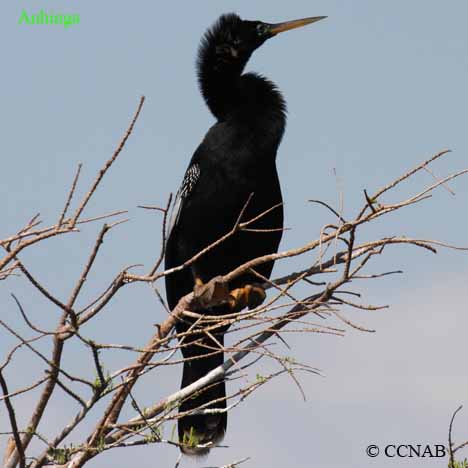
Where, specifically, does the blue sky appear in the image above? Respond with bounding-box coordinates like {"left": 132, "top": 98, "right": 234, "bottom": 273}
{"left": 1, "top": 1, "right": 468, "bottom": 467}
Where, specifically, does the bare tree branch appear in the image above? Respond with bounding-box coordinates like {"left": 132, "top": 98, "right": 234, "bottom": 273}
{"left": 2, "top": 102, "right": 466, "bottom": 468}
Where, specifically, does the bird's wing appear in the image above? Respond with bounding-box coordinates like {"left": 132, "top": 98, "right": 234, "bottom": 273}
{"left": 167, "top": 162, "right": 201, "bottom": 238}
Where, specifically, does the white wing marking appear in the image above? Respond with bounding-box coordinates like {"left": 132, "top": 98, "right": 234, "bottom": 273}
{"left": 167, "top": 163, "right": 200, "bottom": 238}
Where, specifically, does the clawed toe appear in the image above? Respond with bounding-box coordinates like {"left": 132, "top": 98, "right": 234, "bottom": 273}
{"left": 228, "top": 284, "right": 266, "bottom": 312}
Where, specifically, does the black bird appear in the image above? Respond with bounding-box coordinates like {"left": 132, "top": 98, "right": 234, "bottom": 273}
{"left": 165, "top": 13, "right": 325, "bottom": 455}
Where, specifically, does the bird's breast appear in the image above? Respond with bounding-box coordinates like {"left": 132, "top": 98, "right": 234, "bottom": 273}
{"left": 176, "top": 156, "right": 283, "bottom": 261}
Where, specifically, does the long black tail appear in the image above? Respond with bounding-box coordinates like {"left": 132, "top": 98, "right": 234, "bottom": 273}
{"left": 178, "top": 337, "right": 227, "bottom": 456}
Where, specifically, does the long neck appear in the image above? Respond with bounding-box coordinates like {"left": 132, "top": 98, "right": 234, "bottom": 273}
{"left": 197, "top": 45, "right": 287, "bottom": 148}
{"left": 197, "top": 38, "right": 249, "bottom": 120}
{"left": 231, "top": 73, "right": 287, "bottom": 148}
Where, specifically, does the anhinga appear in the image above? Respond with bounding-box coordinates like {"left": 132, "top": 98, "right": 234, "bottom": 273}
{"left": 165, "top": 12, "right": 325, "bottom": 455}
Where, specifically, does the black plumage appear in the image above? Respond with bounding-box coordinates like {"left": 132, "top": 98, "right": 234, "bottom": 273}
{"left": 164, "top": 12, "right": 325, "bottom": 455}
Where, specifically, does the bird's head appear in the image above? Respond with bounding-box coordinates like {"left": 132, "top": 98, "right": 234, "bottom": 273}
{"left": 200, "top": 13, "right": 326, "bottom": 73}
{"left": 197, "top": 13, "right": 326, "bottom": 120}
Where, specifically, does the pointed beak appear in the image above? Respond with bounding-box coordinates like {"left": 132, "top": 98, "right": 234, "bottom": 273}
{"left": 269, "top": 16, "right": 327, "bottom": 35}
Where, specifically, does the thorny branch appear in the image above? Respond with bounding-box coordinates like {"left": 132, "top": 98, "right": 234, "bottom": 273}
{"left": 1, "top": 99, "right": 467, "bottom": 468}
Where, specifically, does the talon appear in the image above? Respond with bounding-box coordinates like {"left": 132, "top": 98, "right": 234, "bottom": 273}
{"left": 193, "top": 274, "right": 204, "bottom": 290}
{"left": 228, "top": 284, "right": 266, "bottom": 312}
{"left": 247, "top": 284, "right": 266, "bottom": 310}
{"left": 193, "top": 277, "right": 205, "bottom": 297}
{"left": 228, "top": 288, "right": 244, "bottom": 312}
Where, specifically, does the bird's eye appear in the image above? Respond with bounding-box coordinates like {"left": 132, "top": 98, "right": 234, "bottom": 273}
{"left": 256, "top": 23, "right": 268, "bottom": 36}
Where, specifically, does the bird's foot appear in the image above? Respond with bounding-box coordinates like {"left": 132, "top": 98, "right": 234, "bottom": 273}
{"left": 228, "top": 284, "right": 266, "bottom": 312}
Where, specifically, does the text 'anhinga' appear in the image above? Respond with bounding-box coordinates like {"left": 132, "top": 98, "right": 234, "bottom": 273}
{"left": 165, "top": 12, "right": 325, "bottom": 455}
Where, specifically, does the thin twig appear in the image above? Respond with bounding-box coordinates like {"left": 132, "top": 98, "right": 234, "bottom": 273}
{"left": 448, "top": 405, "right": 463, "bottom": 468}
{"left": 0, "top": 370, "right": 26, "bottom": 468}
{"left": 58, "top": 163, "right": 82, "bottom": 227}
{"left": 69, "top": 96, "right": 145, "bottom": 226}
